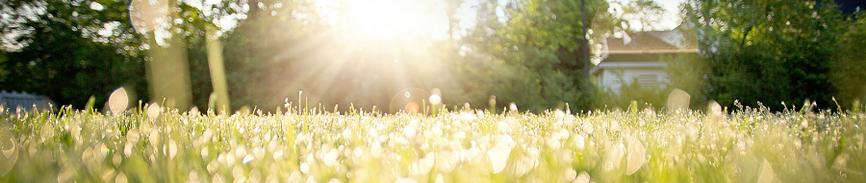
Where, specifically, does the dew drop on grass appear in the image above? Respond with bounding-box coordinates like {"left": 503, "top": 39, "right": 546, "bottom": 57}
{"left": 147, "top": 103, "right": 160, "bottom": 119}
{"left": 625, "top": 136, "right": 646, "bottom": 175}
{"left": 101, "top": 169, "right": 116, "bottom": 182}
{"left": 188, "top": 171, "right": 198, "bottom": 182}
{"left": 574, "top": 135, "right": 586, "bottom": 150}
{"left": 565, "top": 168, "right": 577, "bottom": 181}
{"left": 189, "top": 106, "right": 200, "bottom": 116}
{"left": 254, "top": 147, "right": 265, "bottom": 160}
{"left": 560, "top": 129, "right": 570, "bottom": 139}
{"left": 243, "top": 155, "right": 254, "bottom": 164}
{"left": 100, "top": 144, "right": 109, "bottom": 157}
{"left": 832, "top": 153, "right": 850, "bottom": 171}
{"left": 266, "top": 174, "right": 278, "bottom": 183}
{"left": 497, "top": 121, "right": 509, "bottom": 132}
{"left": 342, "top": 129, "right": 353, "bottom": 140}
{"left": 496, "top": 134, "right": 515, "bottom": 148}
{"left": 232, "top": 166, "right": 246, "bottom": 182}
{"left": 512, "top": 156, "right": 535, "bottom": 176}
{"left": 226, "top": 152, "right": 236, "bottom": 167}
{"left": 574, "top": 171, "right": 590, "bottom": 183}
{"left": 432, "top": 126, "right": 443, "bottom": 138}
{"left": 666, "top": 88, "right": 690, "bottom": 112}
{"left": 756, "top": 159, "right": 774, "bottom": 183}
{"left": 604, "top": 142, "right": 625, "bottom": 172}
{"left": 419, "top": 152, "right": 435, "bottom": 174}
{"left": 0, "top": 128, "right": 17, "bottom": 176}
{"left": 115, "top": 172, "right": 128, "bottom": 183}
{"left": 397, "top": 178, "right": 418, "bottom": 183}
{"left": 168, "top": 140, "right": 177, "bottom": 159}
{"left": 403, "top": 126, "right": 417, "bottom": 139}
{"left": 323, "top": 149, "right": 339, "bottom": 167}
{"left": 300, "top": 162, "right": 310, "bottom": 174}
{"left": 82, "top": 147, "right": 94, "bottom": 165}
{"left": 708, "top": 101, "right": 723, "bottom": 117}
{"left": 124, "top": 143, "right": 134, "bottom": 157}
{"left": 108, "top": 87, "right": 129, "bottom": 114}
{"left": 113, "top": 154, "right": 122, "bottom": 166}
{"left": 488, "top": 146, "right": 510, "bottom": 174}
{"left": 371, "top": 143, "right": 384, "bottom": 158}
{"left": 352, "top": 169, "right": 370, "bottom": 182}
{"left": 201, "top": 148, "right": 209, "bottom": 158}
{"left": 436, "top": 150, "right": 458, "bottom": 173}
{"left": 686, "top": 125, "right": 698, "bottom": 140}
{"left": 547, "top": 136, "right": 562, "bottom": 149}
{"left": 212, "top": 174, "right": 226, "bottom": 183}
{"left": 235, "top": 146, "right": 247, "bottom": 158}
{"left": 207, "top": 161, "right": 218, "bottom": 174}
{"left": 287, "top": 171, "right": 302, "bottom": 183}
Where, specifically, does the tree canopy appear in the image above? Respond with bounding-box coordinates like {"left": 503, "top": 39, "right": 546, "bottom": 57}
{"left": 1, "top": 0, "right": 864, "bottom": 112}
{"left": 683, "top": 0, "right": 862, "bottom": 110}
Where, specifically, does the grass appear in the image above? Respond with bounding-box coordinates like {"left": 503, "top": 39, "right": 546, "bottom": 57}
{"left": 0, "top": 102, "right": 864, "bottom": 182}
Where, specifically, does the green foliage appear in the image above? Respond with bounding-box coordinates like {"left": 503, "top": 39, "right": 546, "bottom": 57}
{"left": 2, "top": 103, "right": 865, "bottom": 182}
{"left": 665, "top": 52, "right": 708, "bottom": 109}
{"left": 685, "top": 0, "right": 847, "bottom": 111}
{"left": 0, "top": 0, "right": 148, "bottom": 109}
{"left": 449, "top": 0, "right": 609, "bottom": 113}
{"left": 0, "top": 51, "right": 8, "bottom": 82}
{"left": 598, "top": 52, "right": 707, "bottom": 111}
{"left": 222, "top": 1, "right": 404, "bottom": 111}
{"left": 8, "top": 0, "right": 863, "bottom": 116}
{"left": 830, "top": 12, "right": 866, "bottom": 110}
{"left": 600, "top": 77, "right": 667, "bottom": 111}
{"left": 617, "top": 0, "right": 668, "bottom": 32}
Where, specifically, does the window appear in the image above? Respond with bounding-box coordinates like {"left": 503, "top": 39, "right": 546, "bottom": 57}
{"left": 638, "top": 74, "right": 659, "bottom": 88}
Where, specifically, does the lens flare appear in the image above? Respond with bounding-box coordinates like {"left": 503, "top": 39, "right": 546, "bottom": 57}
{"left": 429, "top": 94, "right": 441, "bottom": 106}
{"left": 390, "top": 88, "right": 430, "bottom": 114}
{"left": 405, "top": 102, "right": 420, "bottom": 114}
{"left": 128, "top": 0, "right": 169, "bottom": 33}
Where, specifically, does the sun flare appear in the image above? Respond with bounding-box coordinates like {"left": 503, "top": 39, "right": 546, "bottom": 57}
{"left": 341, "top": 0, "right": 450, "bottom": 40}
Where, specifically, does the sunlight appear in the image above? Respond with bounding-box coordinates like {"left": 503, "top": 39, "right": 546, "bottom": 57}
{"left": 342, "top": 0, "right": 449, "bottom": 40}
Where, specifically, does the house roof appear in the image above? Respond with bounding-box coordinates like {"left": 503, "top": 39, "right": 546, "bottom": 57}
{"left": 604, "top": 29, "right": 698, "bottom": 54}
{"left": 591, "top": 26, "right": 698, "bottom": 75}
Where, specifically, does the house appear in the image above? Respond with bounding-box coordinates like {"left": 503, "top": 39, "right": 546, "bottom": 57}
{"left": 590, "top": 26, "right": 698, "bottom": 93}
{"left": 0, "top": 90, "right": 55, "bottom": 112}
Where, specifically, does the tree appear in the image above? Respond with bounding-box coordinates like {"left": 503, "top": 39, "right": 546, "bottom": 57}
{"left": 831, "top": 12, "right": 866, "bottom": 109}
{"left": 685, "top": 0, "right": 846, "bottom": 110}
{"left": 664, "top": 51, "right": 708, "bottom": 109}
{"left": 617, "top": 0, "right": 667, "bottom": 32}
{"left": 445, "top": 0, "right": 615, "bottom": 113}
{"left": 0, "top": 0, "right": 149, "bottom": 109}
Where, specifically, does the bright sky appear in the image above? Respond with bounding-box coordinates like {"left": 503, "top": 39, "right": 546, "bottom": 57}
{"left": 454, "top": 0, "right": 688, "bottom": 39}
{"left": 449, "top": 0, "right": 687, "bottom": 39}
{"left": 76, "top": 0, "right": 688, "bottom": 49}
{"left": 623, "top": 0, "right": 686, "bottom": 30}
{"left": 203, "top": 0, "right": 687, "bottom": 40}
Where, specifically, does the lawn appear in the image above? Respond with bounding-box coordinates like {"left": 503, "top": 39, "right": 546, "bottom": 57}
{"left": 0, "top": 103, "right": 864, "bottom": 182}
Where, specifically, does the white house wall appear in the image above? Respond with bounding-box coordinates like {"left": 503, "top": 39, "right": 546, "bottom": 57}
{"left": 599, "top": 68, "right": 669, "bottom": 93}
